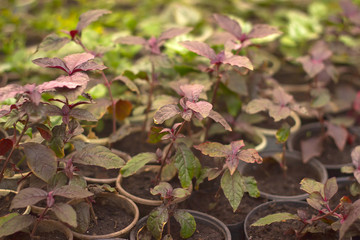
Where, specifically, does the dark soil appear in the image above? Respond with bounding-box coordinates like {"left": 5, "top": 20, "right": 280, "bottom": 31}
{"left": 0, "top": 192, "right": 26, "bottom": 216}
{"left": 5, "top": 230, "right": 68, "bottom": 240}
{"left": 85, "top": 196, "right": 134, "bottom": 236}
{"left": 273, "top": 64, "right": 308, "bottom": 86}
{"left": 76, "top": 164, "right": 119, "bottom": 179}
{"left": 113, "top": 131, "right": 165, "bottom": 156}
{"left": 246, "top": 202, "right": 338, "bottom": 240}
{"left": 181, "top": 178, "right": 267, "bottom": 225}
{"left": 242, "top": 156, "right": 321, "bottom": 196}
{"left": 293, "top": 128, "right": 360, "bottom": 166}
{"left": 330, "top": 179, "right": 359, "bottom": 209}
{"left": 253, "top": 113, "right": 295, "bottom": 130}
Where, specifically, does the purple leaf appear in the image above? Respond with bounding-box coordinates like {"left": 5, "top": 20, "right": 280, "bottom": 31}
{"left": 39, "top": 72, "right": 89, "bottom": 93}
{"left": 180, "top": 41, "right": 217, "bottom": 61}
{"left": 154, "top": 104, "right": 181, "bottom": 124}
{"left": 246, "top": 99, "right": 272, "bottom": 114}
{"left": 37, "top": 33, "right": 70, "bottom": 52}
{"left": 340, "top": 0, "right": 360, "bottom": 25}
{"left": 158, "top": 27, "right": 192, "bottom": 43}
{"left": 44, "top": 104, "right": 63, "bottom": 116}
{"left": 300, "top": 136, "right": 323, "bottom": 163}
{"left": 0, "top": 105, "right": 12, "bottom": 118}
{"left": 324, "top": 177, "right": 338, "bottom": 201}
{"left": 231, "top": 140, "right": 245, "bottom": 154}
{"left": 208, "top": 110, "right": 232, "bottom": 131}
{"left": 10, "top": 188, "right": 48, "bottom": 209}
{"left": 351, "top": 146, "right": 360, "bottom": 169}
{"left": 69, "top": 108, "right": 97, "bottom": 121}
{"left": 213, "top": 14, "right": 243, "bottom": 40}
{"left": 150, "top": 182, "right": 173, "bottom": 199}
{"left": 53, "top": 185, "right": 93, "bottom": 199}
{"left": 273, "top": 87, "right": 293, "bottom": 106}
{"left": 179, "top": 84, "right": 204, "bottom": 102}
{"left": 115, "top": 36, "right": 147, "bottom": 45}
{"left": 310, "top": 41, "right": 332, "bottom": 61}
{"left": 297, "top": 56, "right": 324, "bottom": 78}
{"left": 194, "top": 142, "right": 230, "bottom": 158}
{"left": 326, "top": 122, "right": 348, "bottom": 151}
{"left": 63, "top": 53, "right": 94, "bottom": 74}
{"left": 223, "top": 55, "right": 253, "bottom": 70}
{"left": 237, "top": 148, "right": 263, "bottom": 164}
{"left": 32, "top": 57, "right": 69, "bottom": 74}
{"left": 186, "top": 101, "right": 212, "bottom": 118}
{"left": 0, "top": 84, "right": 24, "bottom": 101}
{"left": 73, "top": 60, "right": 107, "bottom": 73}
{"left": 0, "top": 138, "right": 13, "bottom": 156}
{"left": 248, "top": 24, "right": 282, "bottom": 39}
{"left": 76, "top": 9, "right": 111, "bottom": 33}
{"left": 268, "top": 104, "right": 291, "bottom": 122}
{"left": 340, "top": 199, "right": 360, "bottom": 239}
{"left": 51, "top": 203, "right": 77, "bottom": 227}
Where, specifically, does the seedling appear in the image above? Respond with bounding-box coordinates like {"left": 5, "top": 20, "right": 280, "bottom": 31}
{"left": 137, "top": 182, "right": 194, "bottom": 240}
{"left": 251, "top": 177, "right": 360, "bottom": 239}
{"left": 194, "top": 140, "right": 262, "bottom": 212}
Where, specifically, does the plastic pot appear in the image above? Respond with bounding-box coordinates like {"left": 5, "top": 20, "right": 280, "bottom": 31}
{"left": 129, "top": 209, "right": 231, "bottom": 240}
{"left": 252, "top": 111, "right": 301, "bottom": 136}
{"left": 116, "top": 165, "right": 192, "bottom": 207}
{"left": 238, "top": 150, "right": 328, "bottom": 201}
{"left": 287, "top": 122, "right": 358, "bottom": 177}
{"left": 71, "top": 192, "right": 139, "bottom": 240}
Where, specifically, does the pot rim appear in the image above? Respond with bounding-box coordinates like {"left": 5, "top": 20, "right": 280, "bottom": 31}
{"left": 116, "top": 165, "right": 192, "bottom": 206}
{"left": 252, "top": 111, "right": 301, "bottom": 136}
{"left": 71, "top": 192, "right": 139, "bottom": 239}
{"left": 238, "top": 150, "right": 328, "bottom": 201}
{"left": 129, "top": 209, "right": 231, "bottom": 240}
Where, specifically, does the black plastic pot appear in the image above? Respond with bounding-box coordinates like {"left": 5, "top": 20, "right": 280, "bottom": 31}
{"left": 244, "top": 200, "right": 308, "bottom": 240}
{"left": 287, "top": 122, "right": 358, "bottom": 177}
{"left": 129, "top": 209, "right": 232, "bottom": 240}
{"left": 238, "top": 150, "right": 328, "bottom": 201}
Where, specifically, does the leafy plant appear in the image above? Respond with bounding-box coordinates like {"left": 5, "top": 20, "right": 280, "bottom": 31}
{"left": 251, "top": 177, "right": 360, "bottom": 239}
{"left": 194, "top": 140, "right": 262, "bottom": 211}
{"left": 138, "top": 182, "right": 195, "bottom": 240}
{"left": 341, "top": 145, "right": 360, "bottom": 196}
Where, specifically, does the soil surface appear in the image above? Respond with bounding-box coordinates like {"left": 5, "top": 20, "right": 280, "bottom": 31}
{"left": 330, "top": 179, "right": 359, "bottom": 208}
{"left": 85, "top": 196, "right": 134, "bottom": 236}
{"left": 246, "top": 202, "right": 338, "bottom": 240}
{"left": 208, "top": 131, "right": 259, "bottom": 149}
{"left": 4, "top": 230, "right": 68, "bottom": 240}
{"left": 181, "top": 178, "right": 267, "bottom": 225}
{"left": 242, "top": 156, "right": 321, "bottom": 196}
{"left": 76, "top": 164, "right": 119, "bottom": 179}
{"left": 253, "top": 114, "right": 295, "bottom": 130}
{"left": 293, "top": 128, "right": 360, "bottom": 166}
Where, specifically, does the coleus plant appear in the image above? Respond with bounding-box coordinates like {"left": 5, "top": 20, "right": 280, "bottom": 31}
{"left": 138, "top": 182, "right": 195, "bottom": 240}
{"left": 120, "top": 83, "right": 232, "bottom": 189}
{"left": 212, "top": 13, "right": 282, "bottom": 51}
{"left": 194, "top": 140, "right": 262, "bottom": 212}
{"left": 116, "top": 27, "right": 192, "bottom": 131}
{"left": 251, "top": 177, "right": 360, "bottom": 239}
{"left": 341, "top": 145, "right": 360, "bottom": 196}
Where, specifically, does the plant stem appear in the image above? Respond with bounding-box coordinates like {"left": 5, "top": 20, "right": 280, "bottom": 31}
{"left": 0, "top": 116, "right": 29, "bottom": 183}
{"left": 155, "top": 121, "right": 186, "bottom": 185}
{"left": 100, "top": 71, "right": 117, "bottom": 136}
{"left": 281, "top": 143, "right": 287, "bottom": 172}
{"left": 142, "top": 61, "right": 156, "bottom": 133}
{"left": 31, "top": 206, "right": 49, "bottom": 239}
{"left": 167, "top": 217, "right": 171, "bottom": 236}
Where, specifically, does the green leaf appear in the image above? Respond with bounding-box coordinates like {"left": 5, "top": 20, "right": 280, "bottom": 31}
{"left": 221, "top": 169, "right": 244, "bottom": 212}
{"left": 147, "top": 206, "right": 169, "bottom": 240}
{"left": 120, "top": 152, "right": 157, "bottom": 177}
{"left": 172, "top": 188, "right": 190, "bottom": 199}
{"left": 151, "top": 182, "right": 172, "bottom": 198}
{"left": 37, "top": 33, "right": 70, "bottom": 51}
{"left": 51, "top": 203, "right": 77, "bottom": 227}
{"left": 69, "top": 175, "right": 87, "bottom": 188}
{"left": 311, "top": 88, "right": 330, "bottom": 108}
{"left": 53, "top": 185, "right": 93, "bottom": 199}
{"left": 174, "top": 209, "right": 196, "bottom": 239}
{"left": 162, "top": 234, "right": 174, "bottom": 240}
{"left": 251, "top": 212, "right": 300, "bottom": 226}
{"left": 243, "top": 176, "right": 260, "bottom": 198}
{"left": 0, "top": 214, "right": 34, "bottom": 238}
{"left": 23, "top": 142, "right": 57, "bottom": 182}
{"left": 10, "top": 188, "right": 47, "bottom": 209}
{"left": 48, "top": 172, "right": 68, "bottom": 190}
{"left": 275, "top": 123, "right": 290, "bottom": 143}
{"left": 194, "top": 142, "right": 229, "bottom": 158}
{"left": 0, "top": 213, "right": 18, "bottom": 228}
{"left": 147, "top": 127, "right": 168, "bottom": 144}
{"left": 72, "top": 144, "right": 125, "bottom": 169}
{"left": 174, "top": 143, "right": 198, "bottom": 188}
{"left": 73, "top": 202, "right": 90, "bottom": 233}
{"left": 161, "top": 162, "right": 177, "bottom": 181}
{"left": 324, "top": 177, "right": 338, "bottom": 201}
{"left": 300, "top": 178, "right": 324, "bottom": 197}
